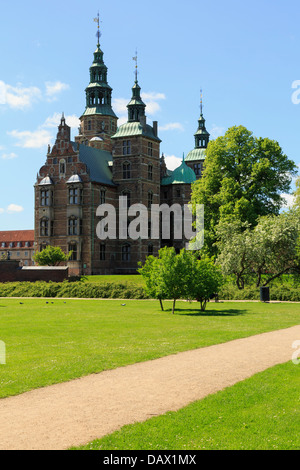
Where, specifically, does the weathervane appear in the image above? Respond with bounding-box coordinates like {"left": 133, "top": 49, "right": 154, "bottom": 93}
{"left": 133, "top": 49, "right": 138, "bottom": 82}
{"left": 94, "top": 11, "right": 101, "bottom": 45}
{"left": 200, "top": 89, "right": 203, "bottom": 116}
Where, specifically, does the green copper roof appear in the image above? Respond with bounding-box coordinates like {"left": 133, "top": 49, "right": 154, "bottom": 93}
{"left": 185, "top": 148, "right": 206, "bottom": 162}
{"left": 161, "top": 159, "right": 196, "bottom": 185}
{"left": 71, "top": 142, "right": 115, "bottom": 186}
{"left": 111, "top": 121, "right": 161, "bottom": 142}
{"left": 82, "top": 105, "right": 117, "bottom": 118}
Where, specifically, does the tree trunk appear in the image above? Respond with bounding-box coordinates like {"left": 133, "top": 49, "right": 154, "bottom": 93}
{"left": 172, "top": 299, "right": 176, "bottom": 315}
{"left": 200, "top": 300, "right": 206, "bottom": 311}
{"left": 159, "top": 298, "right": 164, "bottom": 311}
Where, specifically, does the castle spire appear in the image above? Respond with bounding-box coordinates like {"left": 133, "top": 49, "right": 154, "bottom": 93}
{"left": 82, "top": 14, "right": 116, "bottom": 118}
{"left": 194, "top": 90, "right": 209, "bottom": 149}
{"left": 127, "top": 52, "right": 146, "bottom": 123}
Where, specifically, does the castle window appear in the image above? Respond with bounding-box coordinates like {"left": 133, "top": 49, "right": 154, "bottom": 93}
{"left": 40, "top": 218, "right": 49, "bottom": 237}
{"left": 148, "top": 164, "right": 153, "bottom": 180}
{"left": 100, "top": 189, "right": 106, "bottom": 204}
{"left": 148, "top": 142, "right": 153, "bottom": 156}
{"left": 68, "top": 243, "right": 78, "bottom": 261}
{"left": 148, "top": 191, "right": 153, "bottom": 209}
{"left": 176, "top": 189, "right": 181, "bottom": 198}
{"left": 68, "top": 217, "right": 82, "bottom": 236}
{"left": 123, "top": 162, "right": 131, "bottom": 179}
{"left": 69, "top": 187, "right": 82, "bottom": 205}
{"left": 123, "top": 140, "right": 131, "bottom": 155}
{"left": 40, "top": 189, "right": 51, "bottom": 206}
{"left": 194, "top": 163, "right": 201, "bottom": 176}
{"left": 100, "top": 243, "right": 106, "bottom": 261}
{"left": 122, "top": 244, "right": 131, "bottom": 262}
{"left": 88, "top": 120, "right": 92, "bottom": 131}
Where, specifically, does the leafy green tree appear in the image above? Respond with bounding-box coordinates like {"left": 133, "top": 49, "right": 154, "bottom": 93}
{"left": 191, "top": 125, "right": 297, "bottom": 255}
{"left": 34, "top": 245, "right": 71, "bottom": 266}
{"left": 215, "top": 212, "right": 300, "bottom": 288}
{"left": 139, "top": 247, "right": 223, "bottom": 313}
{"left": 215, "top": 219, "right": 254, "bottom": 289}
{"left": 188, "top": 256, "right": 223, "bottom": 311}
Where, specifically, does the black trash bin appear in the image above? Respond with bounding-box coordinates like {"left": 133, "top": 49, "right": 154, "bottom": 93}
{"left": 260, "top": 286, "right": 270, "bottom": 302}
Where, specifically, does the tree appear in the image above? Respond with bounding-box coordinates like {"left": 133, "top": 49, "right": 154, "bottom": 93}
{"left": 139, "top": 247, "right": 223, "bottom": 313}
{"left": 188, "top": 256, "right": 223, "bottom": 311}
{"left": 215, "top": 212, "right": 300, "bottom": 288}
{"left": 34, "top": 245, "right": 71, "bottom": 266}
{"left": 191, "top": 125, "right": 297, "bottom": 255}
{"left": 139, "top": 247, "right": 190, "bottom": 314}
{"left": 215, "top": 219, "right": 254, "bottom": 289}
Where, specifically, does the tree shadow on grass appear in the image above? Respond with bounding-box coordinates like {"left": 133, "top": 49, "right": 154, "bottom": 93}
{"left": 165, "top": 308, "right": 247, "bottom": 317}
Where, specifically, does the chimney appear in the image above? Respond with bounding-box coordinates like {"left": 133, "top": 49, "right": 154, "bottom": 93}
{"left": 153, "top": 121, "right": 158, "bottom": 137}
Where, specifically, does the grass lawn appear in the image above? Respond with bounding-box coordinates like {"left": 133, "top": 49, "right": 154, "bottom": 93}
{"left": 72, "top": 361, "right": 300, "bottom": 450}
{"left": 0, "top": 299, "right": 299, "bottom": 399}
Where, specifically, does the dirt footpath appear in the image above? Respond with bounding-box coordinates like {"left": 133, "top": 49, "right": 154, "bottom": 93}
{"left": 0, "top": 325, "right": 299, "bottom": 450}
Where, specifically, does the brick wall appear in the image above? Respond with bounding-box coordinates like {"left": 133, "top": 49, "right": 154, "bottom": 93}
{"left": 0, "top": 260, "right": 68, "bottom": 283}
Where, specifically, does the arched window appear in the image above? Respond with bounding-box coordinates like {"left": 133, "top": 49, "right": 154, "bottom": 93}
{"left": 123, "top": 162, "right": 131, "bottom": 179}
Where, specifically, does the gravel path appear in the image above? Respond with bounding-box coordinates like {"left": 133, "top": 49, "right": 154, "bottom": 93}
{"left": 0, "top": 325, "right": 299, "bottom": 450}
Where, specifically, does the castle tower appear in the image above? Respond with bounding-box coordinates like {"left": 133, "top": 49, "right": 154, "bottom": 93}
{"left": 185, "top": 90, "right": 210, "bottom": 178}
{"left": 111, "top": 55, "right": 161, "bottom": 267}
{"left": 75, "top": 13, "right": 118, "bottom": 152}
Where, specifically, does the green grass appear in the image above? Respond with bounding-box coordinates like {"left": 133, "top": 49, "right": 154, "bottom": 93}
{"left": 73, "top": 362, "right": 300, "bottom": 450}
{"left": 0, "top": 299, "right": 299, "bottom": 398}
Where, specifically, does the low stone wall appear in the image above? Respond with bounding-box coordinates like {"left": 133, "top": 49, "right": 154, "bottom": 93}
{"left": 0, "top": 260, "right": 68, "bottom": 282}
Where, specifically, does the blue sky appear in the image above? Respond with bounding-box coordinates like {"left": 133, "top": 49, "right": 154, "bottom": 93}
{"left": 1, "top": 0, "right": 300, "bottom": 230}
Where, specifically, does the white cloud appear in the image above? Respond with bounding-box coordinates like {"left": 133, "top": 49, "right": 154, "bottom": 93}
{"left": 112, "top": 98, "right": 128, "bottom": 115}
{"left": 159, "top": 122, "right": 184, "bottom": 132}
{"left": 8, "top": 129, "right": 52, "bottom": 149}
{"left": 1, "top": 81, "right": 42, "bottom": 109}
{"left": 141, "top": 92, "right": 166, "bottom": 116}
{"left": 0, "top": 80, "right": 69, "bottom": 109}
{"left": 164, "top": 154, "right": 182, "bottom": 171}
{"left": 7, "top": 204, "right": 24, "bottom": 213}
{"left": 1, "top": 152, "right": 17, "bottom": 160}
{"left": 45, "top": 81, "right": 70, "bottom": 100}
{"left": 0, "top": 204, "right": 24, "bottom": 214}
{"left": 209, "top": 124, "right": 225, "bottom": 139}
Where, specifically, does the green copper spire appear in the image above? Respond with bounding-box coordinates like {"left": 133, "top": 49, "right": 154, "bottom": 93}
{"left": 194, "top": 90, "right": 210, "bottom": 149}
{"left": 127, "top": 52, "right": 146, "bottom": 122}
{"left": 83, "top": 14, "right": 116, "bottom": 118}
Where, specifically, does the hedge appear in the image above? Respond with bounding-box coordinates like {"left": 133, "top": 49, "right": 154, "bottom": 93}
{"left": 0, "top": 281, "right": 149, "bottom": 299}
{"left": 0, "top": 280, "right": 299, "bottom": 302}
